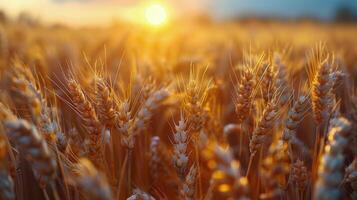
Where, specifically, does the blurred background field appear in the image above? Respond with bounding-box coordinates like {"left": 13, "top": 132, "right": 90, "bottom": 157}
{"left": 1, "top": 1, "right": 357, "bottom": 200}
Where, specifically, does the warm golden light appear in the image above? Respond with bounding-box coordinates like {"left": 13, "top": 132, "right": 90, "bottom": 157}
{"left": 218, "top": 184, "right": 231, "bottom": 193}
{"left": 145, "top": 3, "right": 167, "bottom": 26}
{"left": 212, "top": 171, "right": 226, "bottom": 180}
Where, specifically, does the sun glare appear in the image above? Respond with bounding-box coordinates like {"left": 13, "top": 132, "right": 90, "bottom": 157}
{"left": 145, "top": 3, "right": 167, "bottom": 26}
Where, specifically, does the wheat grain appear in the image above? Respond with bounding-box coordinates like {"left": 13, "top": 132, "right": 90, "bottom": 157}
{"left": 149, "top": 136, "right": 160, "bottom": 181}
{"left": 181, "top": 165, "right": 197, "bottom": 200}
{"left": 127, "top": 188, "right": 156, "bottom": 200}
{"left": 344, "top": 158, "right": 357, "bottom": 199}
{"left": 290, "top": 159, "right": 308, "bottom": 190}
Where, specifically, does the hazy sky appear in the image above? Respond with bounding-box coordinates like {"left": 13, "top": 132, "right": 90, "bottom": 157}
{"left": 0, "top": 0, "right": 357, "bottom": 25}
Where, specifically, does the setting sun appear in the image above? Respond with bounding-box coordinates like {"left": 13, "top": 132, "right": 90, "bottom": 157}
{"left": 145, "top": 3, "right": 167, "bottom": 26}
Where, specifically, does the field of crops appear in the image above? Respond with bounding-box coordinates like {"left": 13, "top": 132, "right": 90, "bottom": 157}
{"left": 0, "top": 19, "right": 357, "bottom": 200}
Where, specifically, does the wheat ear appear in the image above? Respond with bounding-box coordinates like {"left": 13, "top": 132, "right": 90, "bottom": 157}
{"left": 133, "top": 88, "right": 169, "bottom": 134}
{"left": 314, "top": 117, "right": 351, "bottom": 200}
{"left": 95, "top": 78, "right": 117, "bottom": 128}
{"left": 234, "top": 68, "right": 255, "bottom": 124}
{"left": 172, "top": 115, "right": 189, "bottom": 180}
{"left": 282, "top": 95, "right": 310, "bottom": 157}
{"left": 74, "top": 158, "right": 113, "bottom": 200}
{"left": 273, "top": 53, "right": 291, "bottom": 105}
{"left": 247, "top": 99, "right": 279, "bottom": 177}
{"left": 4, "top": 119, "right": 57, "bottom": 186}
{"left": 67, "top": 79, "right": 103, "bottom": 166}
{"left": 311, "top": 62, "right": 334, "bottom": 125}
{"left": 185, "top": 79, "right": 209, "bottom": 133}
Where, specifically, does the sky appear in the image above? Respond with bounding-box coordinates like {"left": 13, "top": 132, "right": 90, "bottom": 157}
{"left": 0, "top": 0, "right": 357, "bottom": 26}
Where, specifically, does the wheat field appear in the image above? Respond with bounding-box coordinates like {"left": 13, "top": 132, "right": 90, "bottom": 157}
{"left": 0, "top": 15, "right": 357, "bottom": 200}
